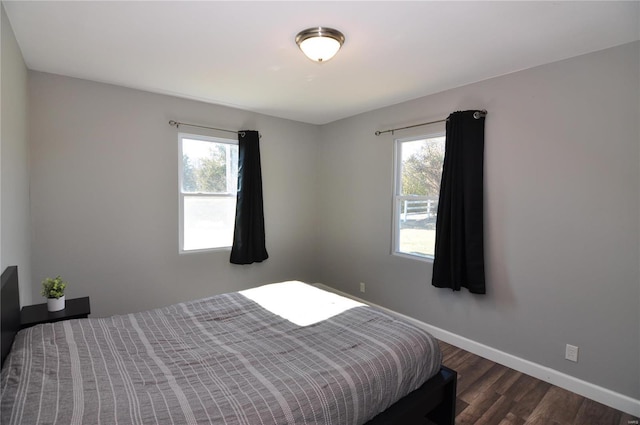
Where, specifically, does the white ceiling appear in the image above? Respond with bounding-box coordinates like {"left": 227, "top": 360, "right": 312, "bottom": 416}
{"left": 4, "top": 1, "right": 639, "bottom": 125}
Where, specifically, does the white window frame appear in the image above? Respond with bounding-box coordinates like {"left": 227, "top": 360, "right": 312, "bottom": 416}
{"left": 178, "top": 132, "right": 238, "bottom": 254}
{"left": 392, "top": 131, "right": 445, "bottom": 262}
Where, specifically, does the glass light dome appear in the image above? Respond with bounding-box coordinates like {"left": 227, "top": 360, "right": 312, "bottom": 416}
{"left": 295, "top": 27, "right": 345, "bottom": 63}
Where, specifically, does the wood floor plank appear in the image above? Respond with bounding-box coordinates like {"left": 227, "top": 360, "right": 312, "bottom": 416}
{"left": 456, "top": 355, "right": 496, "bottom": 394}
{"left": 491, "top": 368, "right": 523, "bottom": 396}
{"left": 498, "top": 412, "right": 526, "bottom": 425}
{"left": 573, "top": 398, "right": 621, "bottom": 425}
{"left": 523, "top": 415, "right": 562, "bottom": 425}
{"left": 459, "top": 363, "right": 509, "bottom": 405}
{"left": 515, "top": 384, "right": 583, "bottom": 424}
{"left": 508, "top": 373, "right": 541, "bottom": 403}
{"left": 438, "top": 340, "right": 456, "bottom": 356}
{"left": 438, "top": 341, "right": 458, "bottom": 363}
{"left": 455, "top": 398, "right": 469, "bottom": 417}
{"left": 475, "top": 394, "right": 514, "bottom": 425}
{"left": 443, "top": 348, "right": 475, "bottom": 371}
{"left": 509, "top": 379, "right": 552, "bottom": 420}
{"left": 456, "top": 390, "right": 502, "bottom": 425}
{"left": 437, "top": 340, "right": 638, "bottom": 425}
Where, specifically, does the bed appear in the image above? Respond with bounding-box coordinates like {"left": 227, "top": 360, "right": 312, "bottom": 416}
{"left": 1, "top": 266, "right": 456, "bottom": 424}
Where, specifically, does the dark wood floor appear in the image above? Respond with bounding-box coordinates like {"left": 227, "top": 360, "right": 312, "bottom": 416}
{"left": 438, "top": 340, "right": 639, "bottom": 425}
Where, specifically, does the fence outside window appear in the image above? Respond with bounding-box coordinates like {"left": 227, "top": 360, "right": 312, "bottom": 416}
{"left": 400, "top": 198, "right": 439, "bottom": 223}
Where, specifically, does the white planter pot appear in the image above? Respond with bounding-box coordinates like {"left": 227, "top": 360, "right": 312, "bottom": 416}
{"left": 47, "top": 295, "right": 65, "bottom": 312}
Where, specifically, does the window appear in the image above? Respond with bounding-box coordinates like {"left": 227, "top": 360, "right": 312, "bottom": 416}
{"left": 393, "top": 133, "right": 445, "bottom": 260}
{"left": 179, "top": 133, "right": 238, "bottom": 252}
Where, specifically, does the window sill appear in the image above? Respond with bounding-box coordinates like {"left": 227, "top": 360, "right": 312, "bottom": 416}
{"left": 180, "top": 246, "right": 232, "bottom": 255}
{"left": 392, "top": 251, "right": 434, "bottom": 263}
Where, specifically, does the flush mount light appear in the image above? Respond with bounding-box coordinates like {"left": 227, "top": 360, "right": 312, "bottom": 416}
{"left": 295, "top": 27, "right": 345, "bottom": 63}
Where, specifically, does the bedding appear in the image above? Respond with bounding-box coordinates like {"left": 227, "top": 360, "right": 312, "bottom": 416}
{"left": 1, "top": 281, "right": 442, "bottom": 425}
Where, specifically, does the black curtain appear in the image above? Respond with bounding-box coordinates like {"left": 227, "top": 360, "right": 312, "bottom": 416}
{"left": 230, "top": 131, "right": 268, "bottom": 265}
{"left": 432, "top": 110, "right": 486, "bottom": 294}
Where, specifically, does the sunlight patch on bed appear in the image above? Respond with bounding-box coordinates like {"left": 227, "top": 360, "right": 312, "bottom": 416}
{"left": 239, "top": 281, "right": 366, "bottom": 326}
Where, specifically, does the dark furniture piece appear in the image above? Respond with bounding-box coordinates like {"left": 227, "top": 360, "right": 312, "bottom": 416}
{"left": 20, "top": 296, "right": 91, "bottom": 329}
{"left": 365, "top": 365, "right": 457, "bottom": 425}
{"left": 1, "top": 266, "right": 21, "bottom": 366}
{"left": 1, "top": 266, "right": 456, "bottom": 425}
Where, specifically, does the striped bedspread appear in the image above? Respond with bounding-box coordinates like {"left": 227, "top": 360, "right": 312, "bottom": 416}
{"left": 1, "top": 281, "right": 441, "bottom": 425}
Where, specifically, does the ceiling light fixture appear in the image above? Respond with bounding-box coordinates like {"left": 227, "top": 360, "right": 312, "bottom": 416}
{"left": 295, "top": 27, "right": 345, "bottom": 63}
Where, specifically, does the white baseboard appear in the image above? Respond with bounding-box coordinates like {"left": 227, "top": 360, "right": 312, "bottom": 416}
{"left": 313, "top": 283, "right": 640, "bottom": 417}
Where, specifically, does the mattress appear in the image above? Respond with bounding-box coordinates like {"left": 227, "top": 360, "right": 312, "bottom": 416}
{"left": 1, "top": 281, "right": 441, "bottom": 425}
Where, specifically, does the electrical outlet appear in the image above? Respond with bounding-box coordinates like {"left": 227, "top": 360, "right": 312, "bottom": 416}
{"left": 565, "top": 344, "right": 579, "bottom": 362}
{"left": 359, "top": 282, "right": 366, "bottom": 293}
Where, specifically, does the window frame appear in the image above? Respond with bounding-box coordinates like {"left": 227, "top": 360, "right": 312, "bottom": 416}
{"left": 178, "top": 132, "right": 238, "bottom": 254}
{"left": 392, "top": 131, "right": 446, "bottom": 262}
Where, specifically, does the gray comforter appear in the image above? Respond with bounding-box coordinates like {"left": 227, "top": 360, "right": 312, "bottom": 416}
{"left": 1, "top": 281, "right": 441, "bottom": 425}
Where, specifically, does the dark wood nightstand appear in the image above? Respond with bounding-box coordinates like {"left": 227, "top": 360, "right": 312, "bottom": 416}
{"left": 20, "top": 297, "right": 91, "bottom": 329}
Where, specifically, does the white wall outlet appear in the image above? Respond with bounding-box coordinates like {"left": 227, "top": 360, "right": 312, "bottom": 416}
{"left": 565, "top": 344, "right": 579, "bottom": 362}
{"left": 359, "top": 282, "right": 366, "bottom": 293}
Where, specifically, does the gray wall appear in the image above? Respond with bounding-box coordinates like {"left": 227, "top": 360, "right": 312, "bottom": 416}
{"left": 29, "top": 72, "right": 319, "bottom": 317}
{"left": 316, "top": 42, "right": 640, "bottom": 400}
{"left": 1, "top": 4, "right": 31, "bottom": 307}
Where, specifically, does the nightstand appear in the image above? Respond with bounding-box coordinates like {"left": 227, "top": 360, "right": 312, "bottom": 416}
{"left": 20, "top": 296, "right": 91, "bottom": 329}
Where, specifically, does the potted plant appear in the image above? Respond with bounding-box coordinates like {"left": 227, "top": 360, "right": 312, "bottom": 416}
{"left": 41, "top": 276, "right": 67, "bottom": 312}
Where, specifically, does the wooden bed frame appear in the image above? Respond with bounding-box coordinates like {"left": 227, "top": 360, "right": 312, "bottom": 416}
{"left": 1, "top": 265, "right": 456, "bottom": 425}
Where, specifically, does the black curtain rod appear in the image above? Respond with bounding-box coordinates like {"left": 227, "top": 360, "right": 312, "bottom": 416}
{"left": 374, "top": 110, "right": 487, "bottom": 136}
{"left": 169, "top": 120, "right": 261, "bottom": 138}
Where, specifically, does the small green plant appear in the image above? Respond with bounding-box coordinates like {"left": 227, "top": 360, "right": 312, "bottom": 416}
{"left": 41, "top": 276, "right": 67, "bottom": 299}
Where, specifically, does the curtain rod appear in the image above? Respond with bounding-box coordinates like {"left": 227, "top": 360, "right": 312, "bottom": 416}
{"left": 169, "top": 120, "right": 261, "bottom": 138}
{"left": 374, "top": 110, "right": 487, "bottom": 136}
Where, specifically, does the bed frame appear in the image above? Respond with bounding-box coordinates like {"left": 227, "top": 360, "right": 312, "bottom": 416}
{"left": 1, "top": 265, "right": 456, "bottom": 424}
{"left": 1, "top": 266, "right": 21, "bottom": 366}
{"left": 364, "top": 366, "right": 456, "bottom": 425}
